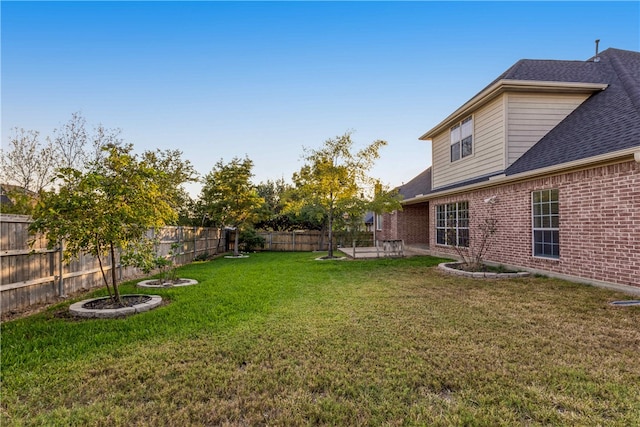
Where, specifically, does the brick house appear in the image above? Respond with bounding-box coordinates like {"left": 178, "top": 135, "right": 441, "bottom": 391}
{"left": 380, "top": 47, "right": 640, "bottom": 290}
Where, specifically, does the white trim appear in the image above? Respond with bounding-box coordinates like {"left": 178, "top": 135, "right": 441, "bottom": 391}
{"left": 402, "top": 147, "right": 639, "bottom": 205}
{"left": 531, "top": 189, "right": 560, "bottom": 259}
{"left": 419, "top": 80, "right": 608, "bottom": 140}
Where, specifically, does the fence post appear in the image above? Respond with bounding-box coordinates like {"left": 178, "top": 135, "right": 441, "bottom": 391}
{"left": 57, "top": 240, "right": 65, "bottom": 297}
{"left": 193, "top": 226, "right": 197, "bottom": 261}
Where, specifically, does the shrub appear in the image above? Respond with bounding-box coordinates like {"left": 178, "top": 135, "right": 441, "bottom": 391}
{"left": 239, "top": 228, "right": 266, "bottom": 252}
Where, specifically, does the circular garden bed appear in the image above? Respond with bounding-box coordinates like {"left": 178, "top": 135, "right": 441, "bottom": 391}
{"left": 69, "top": 294, "right": 163, "bottom": 318}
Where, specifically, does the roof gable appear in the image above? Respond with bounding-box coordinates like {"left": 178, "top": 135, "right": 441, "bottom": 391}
{"left": 506, "top": 48, "right": 640, "bottom": 175}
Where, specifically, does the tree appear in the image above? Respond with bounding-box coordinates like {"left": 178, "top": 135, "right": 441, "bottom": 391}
{"left": 0, "top": 128, "right": 59, "bottom": 194}
{"left": 198, "top": 157, "right": 264, "bottom": 257}
{"left": 30, "top": 143, "right": 177, "bottom": 304}
{"left": 53, "top": 111, "right": 123, "bottom": 173}
{"left": 0, "top": 113, "right": 123, "bottom": 214}
{"left": 253, "top": 178, "right": 320, "bottom": 231}
{"left": 291, "top": 132, "right": 401, "bottom": 258}
{"left": 140, "top": 149, "right": 199, "bottom": 225}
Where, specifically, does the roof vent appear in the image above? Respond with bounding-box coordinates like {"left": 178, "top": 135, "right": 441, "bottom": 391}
{"left": 594, "top": 39, "right": 601, "bottom": 62}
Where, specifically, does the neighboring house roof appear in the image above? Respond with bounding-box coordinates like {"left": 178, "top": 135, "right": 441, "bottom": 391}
{"left": 0, "top": 194, "right": 13, "bottom": 206}
{"left": 364, "top": 212, "right": 374, "bottom": 224}
{"left": 406, "top": 47, "right": 639, "bottom": 201}
{"left": 396, "top": 167, "right": 432, "bottom": 200}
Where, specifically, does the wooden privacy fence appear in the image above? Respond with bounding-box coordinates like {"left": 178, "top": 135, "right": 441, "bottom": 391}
{"left": 0, "top": 215, "right": 225, "bottom": 313}
{"left": 228, "top": 230, "right": 374, "bottom": 252}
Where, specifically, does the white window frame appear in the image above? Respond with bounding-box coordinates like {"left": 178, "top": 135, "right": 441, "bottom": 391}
{"left": 436, "top": 201, "right": 469, "bottom": 247}
{"left": 531, "top": 189, "right": 560, "bottom": 259}
{"left": 375, "top": 213, "right": 383, "bottom": 231}
{"left": 450, "top": 116, "right": 473, "bottom": 162}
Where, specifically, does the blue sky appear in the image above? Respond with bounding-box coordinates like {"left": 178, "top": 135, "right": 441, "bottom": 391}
{"left": 2, "top": 1, "right": 639, "bottom": 197}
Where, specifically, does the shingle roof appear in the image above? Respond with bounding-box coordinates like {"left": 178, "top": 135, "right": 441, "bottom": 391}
{"left": 396, "top": 167, "right": 432, "bottom": 200}
{"left": 506, "top": 48, "right": 640, "bottom": 175}
{"left": 402, "top": 48, "right": 639, "bottom": 198}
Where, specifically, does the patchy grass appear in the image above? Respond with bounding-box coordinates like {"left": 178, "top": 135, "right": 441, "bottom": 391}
{"left": 2, "top": 252, "right": 639, "bottom": 426}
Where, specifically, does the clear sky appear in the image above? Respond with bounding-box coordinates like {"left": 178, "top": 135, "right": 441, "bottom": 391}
{"left": 2, "top": 1, "right": 639, "bottom": 197}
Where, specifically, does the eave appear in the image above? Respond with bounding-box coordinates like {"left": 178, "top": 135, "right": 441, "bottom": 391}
{"left": 401, "top": 147, "right": 640, "bottom": 205}
{"left": 418, "top": 80, "right": 608, "bottom": 141}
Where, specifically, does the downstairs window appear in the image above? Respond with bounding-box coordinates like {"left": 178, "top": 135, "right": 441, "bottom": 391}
{"left": 532, "top": 189, "right": 559, "bottom": 258}
{"left": 436, "top": 202, "right": 469, "bottom": 247}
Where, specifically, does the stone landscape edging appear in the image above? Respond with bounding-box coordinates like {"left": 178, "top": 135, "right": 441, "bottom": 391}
{"left": 69, "top": 295, "right": 163, "bottom": 318}
{"left": 438, "top": 262, "right": 530, "bottom": 279}
{"left": 137, "top": 278, "right": 198, "bottom": 288}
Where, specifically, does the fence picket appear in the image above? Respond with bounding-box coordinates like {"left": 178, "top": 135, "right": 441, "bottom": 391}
{"left": 0, "top": 215, "right": 225, "bottom": 313}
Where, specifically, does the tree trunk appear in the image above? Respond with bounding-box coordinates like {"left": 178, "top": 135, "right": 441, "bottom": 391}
{"left": 97, "top": 251, "right": 114, "bottom": 301}
{"left": 318, "top": 223, "right": 326, "bottom": 251}
{"left": 234, "top": 227, "right": 240, "bottom": 257}
{"left": 215, "top": 227, "right": 222, "bottom": 254}
{"left": 327, "top": 206, "right": 334, "bottom": 258}
{"left": 110, "top": 243, "right": 121, "bottom": 303}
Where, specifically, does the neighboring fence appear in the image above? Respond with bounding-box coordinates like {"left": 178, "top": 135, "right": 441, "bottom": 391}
{"left": 0, "top": 215, "right": 224, "bottom": 313}
{"left": 229, "top": 230, "right": 374, "bottom": 252}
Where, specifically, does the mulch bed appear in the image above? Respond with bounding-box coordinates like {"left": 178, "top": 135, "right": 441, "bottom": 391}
{"left": 82, "top": 295, "right": 152, "bottom": 310}
{"left": 143, "top": 279, "right": 192, "bottom": 287}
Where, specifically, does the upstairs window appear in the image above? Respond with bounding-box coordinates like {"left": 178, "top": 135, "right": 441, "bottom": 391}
{"left": 450, "top": 116, "right": 473, "bottom": 162}
{"left": 532, "top": 189, "right": 559, "bottom": 258}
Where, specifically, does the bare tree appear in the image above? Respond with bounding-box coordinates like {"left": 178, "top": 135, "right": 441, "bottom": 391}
{"left": 51, "top": 112, "right": 123, "bottom": 173}
{"left": 90, "top": 123, "right": 123, "bottom": 167}
{"left": 53, "top": 111, "right": 89, "bottom": 171}
{"left": 0, "top": 127, "right": 59, "bottom": 193}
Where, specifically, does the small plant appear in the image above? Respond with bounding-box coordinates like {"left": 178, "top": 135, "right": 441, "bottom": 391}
{"left": 194, "top": 252, "right": 210, "bottom": 262}
{"left": 156, "top": 242, "right": 181, "bottom": 283}
{"left": 446, "top": 212, "right": 498, "bottom": 271}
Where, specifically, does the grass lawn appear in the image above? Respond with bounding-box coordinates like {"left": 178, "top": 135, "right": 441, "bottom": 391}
{"left": 2, "top": 252, "right": 639, "bottom": 426}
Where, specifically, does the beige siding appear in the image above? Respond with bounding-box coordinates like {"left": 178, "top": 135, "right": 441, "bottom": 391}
{"left": 432, "top": 96, "right": 505, "bottom": 190}
{"left": 506, "top": 93, "right": 589, "bottom": 166}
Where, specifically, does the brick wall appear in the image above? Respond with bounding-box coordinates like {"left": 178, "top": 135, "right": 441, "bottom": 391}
{"left": 380, "top": 203, "right": 429, "bottom": 245}
{"left": 428, "top": 160, "right": 640, "bottom": 288}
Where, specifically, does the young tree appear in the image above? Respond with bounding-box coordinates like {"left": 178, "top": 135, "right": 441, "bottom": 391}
{"left": 291, "top": 132, "right": 401, "bottom": 258}
{"left": 141, "top": 148, "right": 199, "bottom": 224}
{"left": 30, "top": 144, "right": 177, "bottom": 304}
{"left": 198, "top": 157, "right": 264, "bottom": 257}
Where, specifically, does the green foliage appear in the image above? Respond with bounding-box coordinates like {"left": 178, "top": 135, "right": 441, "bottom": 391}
{"left": 140, "top": 148, "right": 198, "bottom": 225}
{"left": 193, "top": 252, "right": 211, "bottom": 262}
{"left": 239, "top": 228, "right": 266, "bottom": 252}
{"left": 0, "top": 188, "right": 36, "bottom": 215}
{"left": 289, "top": 132, "right": 401, "bottom": 256}
{"left": 198, "top": 156, "right": 264, "bottom": 256}
{"left": 157, "top": 242, "right": 182, "bottom": 282}
{"left": 119, "top": 237, "right": 158, "bottom": 274}
{"left": 29, "top": 143, "right": 178, "bottom": 302}
{"left": 254, "top": 178, "right": 326, "bottom": 231}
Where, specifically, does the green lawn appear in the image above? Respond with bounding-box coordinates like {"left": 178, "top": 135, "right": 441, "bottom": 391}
{"left": 2, "top": 252, "right": 639, "bottom": 426}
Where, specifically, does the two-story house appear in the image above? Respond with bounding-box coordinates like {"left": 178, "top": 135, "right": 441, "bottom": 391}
{"left": 379, "top": 47, "right": 640, "bottom": 290}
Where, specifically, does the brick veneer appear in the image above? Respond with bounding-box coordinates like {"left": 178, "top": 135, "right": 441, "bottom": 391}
{"left": 428, "top": 160, "right": 640, "bottom": 288}
{"left": 379, "top": 204, "right": 429, "bottom": 245}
